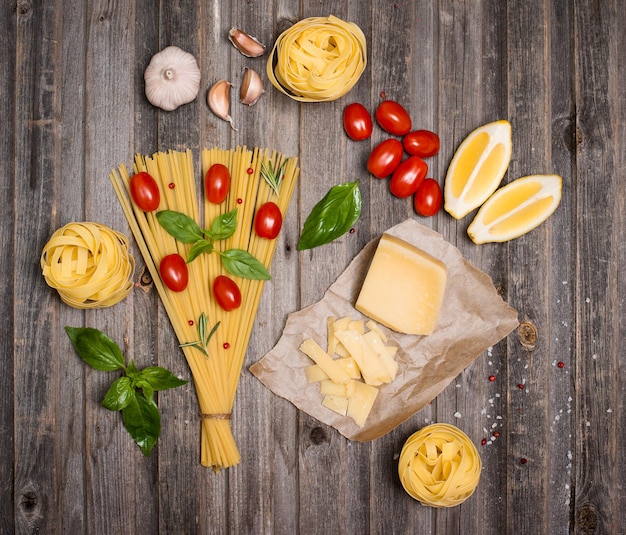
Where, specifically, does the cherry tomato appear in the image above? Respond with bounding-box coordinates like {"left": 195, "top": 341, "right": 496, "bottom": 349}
{"left": 414, "top": 179, "right": 443, "bottom": 217}
{"left": 375, "top": 100, "right": 412, "bottom": 136}
{"left": 212, "top": 275, "right": 242, "bottom": 311}
{"left": 129, "top": 172, "right": 160, "bottom": 212}
{"left": 254, "top": 201, "right": 283, "bottom": 239}
{"left": 367, "top": 139, "right": 403, "bottom": 178}
{"left": 389, "top": 156, "right": 428, "bottom": 198}
{"left": 159, "top": 253, "right": 188, "bottom": 292}
{"left": 205, "top": 163, "right": 231, "bottom": 204}
{"left": 403, "top": 130, "right": 440, "bottom": 158}
{"left": 343, "top": 102, "right": 373, "bottom": 141}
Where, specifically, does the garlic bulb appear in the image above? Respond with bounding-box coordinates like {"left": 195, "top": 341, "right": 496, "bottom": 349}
{"left": 228, "top": 28, "right": 266, "bottom": 57}
{"left": 207, "top": 80, "right": 237, "bottom": 130}
{"left": 144, "top": 46, "right": 201, "bottom": 111}
{"left": 240, "top": 68, "right": 264, "bottom": 106}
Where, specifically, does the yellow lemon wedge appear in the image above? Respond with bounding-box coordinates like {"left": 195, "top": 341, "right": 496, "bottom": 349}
{"left": 444, "top": 120, "right": 512, "bottom": 219}
{"left": 467, "top": 174, "right": 562, "bottom": 244}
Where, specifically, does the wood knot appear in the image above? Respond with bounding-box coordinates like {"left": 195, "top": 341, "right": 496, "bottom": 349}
{"left": 16, "top": 1, "right": 31, "bottom": 16}
{"left": 518, "top": 321, "right": 538, "bottom": 349}
{"left": 19, "top": 491, "right": 38, "bottom": 512}
{"left": 576, "top": 504, "right": 598, "bottom": 534}
{"left": 139, "top": 266, "right": 153, "bottom": 287}
{"left": 309, "top": 426, "right": 327, "bottom": 445}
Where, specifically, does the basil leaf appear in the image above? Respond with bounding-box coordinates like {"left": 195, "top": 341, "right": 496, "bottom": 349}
{"left": 220, "top": 249, "right": 271, "bottom": 280}
{"left": 207, "top": 208, "right": 238, "bottom": 241}
{"left": 187, "top": 239, "right": 213, "bottom": 263}
{"left": 122, "top": 392, "right": 160, "bottom": 457}
{"left": 102, "top": 376, "right": 135, "bottom": 411}
{"left": 138, "top": 367, "right": 188, "bottom": 391}
{"left": 297, "top": 181, "right": 362, "bottom": 250}
{"left": 65, "top": 326, "right": 126, "bottom": 372}
{"left": 156, "top": 210, "right": 204, "bottom": 243}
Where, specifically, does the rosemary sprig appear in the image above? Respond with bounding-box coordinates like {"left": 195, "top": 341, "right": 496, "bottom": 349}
{"left": 179, "top": 313, "right": 220, "bottom": 357}
{"left": 260, "top": 159, "right": 287, "bottom": 196}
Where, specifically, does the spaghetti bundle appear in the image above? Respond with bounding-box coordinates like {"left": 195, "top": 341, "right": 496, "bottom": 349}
{"left": 266, "top": 15, "right": 367, "bottom": 102}
{"left": 110, "top": 147, "right": 299, "bottom": 470}
{"left": 398, "top": 424, "right": 481, "bottom": 507}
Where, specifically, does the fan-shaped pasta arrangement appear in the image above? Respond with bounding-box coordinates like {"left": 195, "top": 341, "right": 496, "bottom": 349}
{"left": 110, "top": 147, "right": 299, "bottom": 470}
{"left": 267, "top": 15, "right": 367, "bottom": 102}
{"left": 398, "top": 423, "right": 482, "bottom": 507}
{"left": 41, "top": 222, "right": 135, "bottom": 308}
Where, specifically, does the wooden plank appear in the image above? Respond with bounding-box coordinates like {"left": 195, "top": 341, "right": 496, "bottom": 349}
{"left": 0, "top": 0, "right": 17, "bottom": 533}
{"left": 80, "top": 2, "right": 159, "bottom": 534}
{"left": 152, "top": 2, "right": 210, "bottom": 534}
{"left": 13, "top": 2, "right": 66, "bottom": 533}
{"left": 433, "top": 1, "right": 511, "bottom": 533}
{"left": 505, "top": 1, "right": 554, "bottom": 532}
{"left": 573, "top": 1, "right": 625, "bottom": 533}
{"left": 545, "top": 0, "right": 577, "bottom": 529}
{"left": 225, "top": 1, "right": 301, "bottom": 533}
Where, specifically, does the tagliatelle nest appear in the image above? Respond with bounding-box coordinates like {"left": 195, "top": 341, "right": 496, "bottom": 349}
{"left": 266, "top": 15, "right": 367, "bottom": 102}
{"left": 41, "top": 222, "right": 135, "bottom": 308}
{"left": 398, "top": 423, "right": 482, "bottom": 507}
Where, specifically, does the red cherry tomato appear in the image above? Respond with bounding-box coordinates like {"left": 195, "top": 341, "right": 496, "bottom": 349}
{"left": 159, "top": 253, "right": 188, "bottom": 292}
{"left": 343, "top": 103, "right": 373, "bottom": 141}
{"left": 414, "top": 179, "right": 442, "bottom": 217}
{"left": 389, "top": 156, "right": 428, "bottom": 198}
{"left": 129, "top": 172, "right": 160, "bottom": 212}
{"left": 375, "top": 100, "right": 412, "bottom": 136}
{"left": 254, "top": 201, "right": 283, "bottom": 239}
{"left": 205, "top": 163, "right": 231, "bottom": 204}
{"left": 403, "top": 130, "right": 440, "bottom": 158}
{"left": 367, "top": 139, "right": 403, "bottom": 178}
{"left": 212, "top": 275, "right": 242, "bottom": 311}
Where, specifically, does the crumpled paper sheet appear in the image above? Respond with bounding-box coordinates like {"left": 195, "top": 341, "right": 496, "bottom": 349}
{"left": 250, "top": 219, "right": 519, "bottom": 441}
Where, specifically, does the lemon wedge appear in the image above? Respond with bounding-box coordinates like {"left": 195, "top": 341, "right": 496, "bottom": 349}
{"left": 444, "top": 120, "right": 512, "bottom": 219}
{"left": 467, "top": 174, "right": 562, "bottom": 243}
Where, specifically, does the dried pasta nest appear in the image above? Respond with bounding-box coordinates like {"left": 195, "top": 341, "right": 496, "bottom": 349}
{"left": 398, "top": 423, "right": 481, "bottom": 507}
{"left": 266, "top": 15, "right": 367, "bottom": 102}
{"left": 41, "top": 222, "right": 135, "bottom": 308}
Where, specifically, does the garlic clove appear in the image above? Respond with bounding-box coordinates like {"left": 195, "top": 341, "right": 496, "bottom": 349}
{"left": 240, "top": 68, "right": 265, "bottom": 106}
{"left": 228, "top": 28, "right": 266, "bottom": 58}
{"left": 207, "top": 80, "right": 237, "bottom": 130}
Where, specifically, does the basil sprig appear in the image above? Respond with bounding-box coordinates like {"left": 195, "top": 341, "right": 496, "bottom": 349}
{"left": 297, "top": 180, "right": 362, "bottom": 250}
{"left": 65, "top": 326, "right": 187, "bottom": 457}
{"left": 156, "top": 208, "right": 270, "bottom": 280}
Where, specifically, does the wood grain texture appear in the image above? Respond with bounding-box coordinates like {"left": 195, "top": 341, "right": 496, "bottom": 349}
{"left": 4, "top": 2, "right": 625, "bottom": 534}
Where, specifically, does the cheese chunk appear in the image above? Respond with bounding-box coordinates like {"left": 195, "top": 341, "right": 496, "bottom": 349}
{"left": 346, "top": 381, "right": 379, "bottom": 427}
{"left": 299, "top": 338, "right": 351, "bottom": 384}
{"left": 355, "top": 234, "right": 447, "bottom": 335}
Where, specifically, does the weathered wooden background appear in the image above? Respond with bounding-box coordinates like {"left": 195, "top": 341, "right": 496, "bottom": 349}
{"left": 2, "top": 1, "right": 624, "bottom": 533}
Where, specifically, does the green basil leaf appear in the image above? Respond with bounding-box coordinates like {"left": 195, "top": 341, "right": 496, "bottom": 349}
{"left": 139, "top": 366, "right": 188, "bottom": 391}
{"left": 122, "top": 392, "right": 160, "bottom": 457}
{"left": 65, "top": 326, "right": 126, "bottom": 372}
{"left": 156, "top": 210, "right": 204, "bottom": 243}
{"left": 220, "top": 249, "right": 271, "bottom": 280}
{"left": 297, "top": 180, "right": 362, "bottom": 250}
{"left": 187, "top": 239, "right": 213, "bottom": 263}
{"left": 102, "top": 376, "right": 135, "bottom": 411}
{"left": 207, "top": 208, "right": 238, "bottom": 241}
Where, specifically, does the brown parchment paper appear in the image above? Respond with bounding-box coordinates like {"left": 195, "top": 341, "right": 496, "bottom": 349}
{"left": 249, "top": 219, "right": 519, "bottom": 442}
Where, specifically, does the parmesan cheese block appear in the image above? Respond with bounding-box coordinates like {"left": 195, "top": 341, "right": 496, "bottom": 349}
{"left": 355, "top": 234, "right": 447, "bottom": 336}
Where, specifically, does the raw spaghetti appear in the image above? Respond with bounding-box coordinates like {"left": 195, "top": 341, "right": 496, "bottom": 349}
{"left": 41, "top": 221, "right": 135, "bottom": 308}
{"left": 266, "top": 15, "right": 367, "bottom": 102}
{"left": 398, "top": 423, "right": 481, "bottom": 507}
{"left": 109, "top": 147, "right": 299, "bottom": 470}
